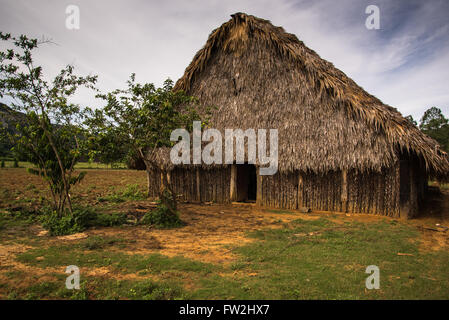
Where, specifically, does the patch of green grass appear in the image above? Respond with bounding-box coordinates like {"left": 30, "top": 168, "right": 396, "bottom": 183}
{"left": 54, "top": 277, "right": 187, "bottom": 300}
{"left": 2, "top": 274, "right": 187, "bottom": 300}
{"left": 3, "top": 270, "right": 26, "bottom": 279}
{"left": 1, "top": 279, "right": 61, "bottom": 300}
{"left": 25, "top": 281, "right": 61, "bottom": 300}
{"left": 191, "top": 218, "right": 449, "bottom": 299}
{"left": 124, "top": 279, "right": 187, "bottom": 300}
{"left": 0, "top": 209, "right": 40, "bottom": 231}
{"left": 90, "top": 212, "right": 128, "bottom": 227}
{"left": 74, "top": 162, "right": 127, "bottom": 170}
{"left": 78, "top": 236, "right": 129, "bottom": 250}
{"left": 97, "top": 184, "right": 146, "bottom": 203}
{"left": 97, "top": 194, "right": 125, "bottom": 203}
{"left": 25, "top": 183, "right": 37, "bottom": 191}
{"left": 140, "top": 204, "right": 185, "bottom": 229}
{"left": 17, "top": 245, "right": 218, "bottom": 276}
{"left": 0, "top": 161, "right": 127, "bottom": 170}
{"left": 121, "top": 184, "right": 146, "bottom": 200}
{"left": 6, "top": 216, "right": 449, "bottom": 300}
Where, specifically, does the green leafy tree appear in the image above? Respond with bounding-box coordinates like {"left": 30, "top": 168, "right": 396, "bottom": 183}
{"left": 419, "top": 107, "right": 449, "bottom": 152}
{"left": 86, "top": 121, "right": 128, "bottom": 167}
{"left": 88, "top": 74, "right": 206, "bottom": 211}
{"left": 12, "top": 112, "right": 87, "bottom": 213}
{"left": 405, "top": 115, "right": 417, "bottom": 126}
{"left": 0, "top": 123, "right": 10, "bottom": 157}
{"left": 0, "top": 32, "right": 97, "bottom": 215}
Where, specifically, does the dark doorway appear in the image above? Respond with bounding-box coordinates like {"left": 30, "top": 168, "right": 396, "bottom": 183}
{"left": 236, "top": 164, "right": 257, "bottom": 202}
{"left": 399, "top": 159, "right": 410, "bottom": 205}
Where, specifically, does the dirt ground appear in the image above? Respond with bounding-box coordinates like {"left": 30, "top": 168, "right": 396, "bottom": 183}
{"left": 0, "top": 168, "right": 448, "bottom": 295}
{"left": 1, "top": 168, "right": 448, "bottom": 259}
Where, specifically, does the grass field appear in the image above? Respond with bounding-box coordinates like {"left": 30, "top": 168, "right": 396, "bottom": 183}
{"left": 0, "top": 168, "right": 448, "bottom": 300}
{"left": 0, "top": 161, "right": 127, "bottom": 169}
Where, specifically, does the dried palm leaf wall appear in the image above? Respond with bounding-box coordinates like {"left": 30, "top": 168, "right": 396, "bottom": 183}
{"left": 170, "top": 167, "right": 231, "bottom": 203}
{"left": 258, "top": 166, "right": 400, "bottom": 216}
{"left": 148, "top": 167, "right": 232, "bottom": 203}
{"left": 147, "top": 157, "right": 424, "bottom": 218}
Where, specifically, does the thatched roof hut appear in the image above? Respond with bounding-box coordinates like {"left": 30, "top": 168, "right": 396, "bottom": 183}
{"left": 149, "top": 12, "right": 449, "bottom": 218}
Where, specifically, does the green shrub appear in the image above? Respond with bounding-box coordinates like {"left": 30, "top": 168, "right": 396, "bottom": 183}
{"left": 40, "top": 207, "right": 127, "bottom": 236}
{"left": 40, "top": 210, "right": 89, "bottom": 236}
{"left": 97, "top": 184, "right": 145, "bottom": 203}
{"left": 0, "top": 208, "right": 41, "bottom": 230}
{"left": 140, "top": 204, "right": 184, "bottom": 229}
{"left": 91, "top": 212, "right": 127, "bottom": 227}
{"left": 1, "top": 160, "right": 4, "bottom": 168}
{"left": 121, "top": 184, "right": 146, "bottom": 200}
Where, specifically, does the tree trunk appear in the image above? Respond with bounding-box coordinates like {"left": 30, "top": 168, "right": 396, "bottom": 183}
{"left": 41, "top": 120, "right": 73, "bottom": 215}
{"left": 159, "top": 169, "right": 177, "bottom": 213}
{"left": 146, "top": 169, "right": 152, "bottom": 197}
{"left": 141, "top": 147, "right": 177, "bottom": 213}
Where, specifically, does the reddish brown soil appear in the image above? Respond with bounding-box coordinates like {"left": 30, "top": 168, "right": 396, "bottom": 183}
{"left": 0, "top": 168, "right": 448, "bottom": 296}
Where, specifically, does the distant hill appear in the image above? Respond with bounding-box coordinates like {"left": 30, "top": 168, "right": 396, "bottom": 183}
{"left": 0, "top": 102, "right": 27, "bottom": 131}
{"left": 0, "top": 102, "right": 27, "bottom": 157}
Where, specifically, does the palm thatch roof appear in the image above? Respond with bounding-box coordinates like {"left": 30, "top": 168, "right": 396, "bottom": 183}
{"left": 169, "top": 12, "right": 448, "bottom": 176}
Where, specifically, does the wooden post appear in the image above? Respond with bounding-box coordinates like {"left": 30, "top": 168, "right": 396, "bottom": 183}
{"left": 230, "top": 164, "right": 237, "bottom": 201}
{"left": 341, "top": 170, "right": 348, "bottom": 213}
{"left": 399, "top": 159, "right": 413, "bottom": 219}
{"left": 407, "top": 164, "right": 417, "bottom": 219}
{"left": 160, "top": 171, "right": 165, "bottom": 193}
{"left": 297, "top": 172, "right": 303, "bottom": 209}
{"left": 196, "top": 168, "right": 201, "bottom": 202}
{"left": 256, "top": 167, "right": 263, "bottom": 206}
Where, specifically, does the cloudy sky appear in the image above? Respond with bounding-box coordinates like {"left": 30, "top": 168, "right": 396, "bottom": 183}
{"left": 1, "top": 0, "right": 448, "bottom": 120}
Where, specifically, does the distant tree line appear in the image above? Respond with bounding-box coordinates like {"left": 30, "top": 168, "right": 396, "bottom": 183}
{"left": 406, "top": 107, "right": 449, "bottom": 152}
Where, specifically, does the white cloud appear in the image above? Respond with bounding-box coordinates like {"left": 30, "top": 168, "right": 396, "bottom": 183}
{"left": 0, "top": 0, "right": 448, "bottom": 119}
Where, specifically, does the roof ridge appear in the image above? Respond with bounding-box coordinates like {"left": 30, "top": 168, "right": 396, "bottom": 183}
{"left": 173, "top": 13, "right": 449, "bottom": 175}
